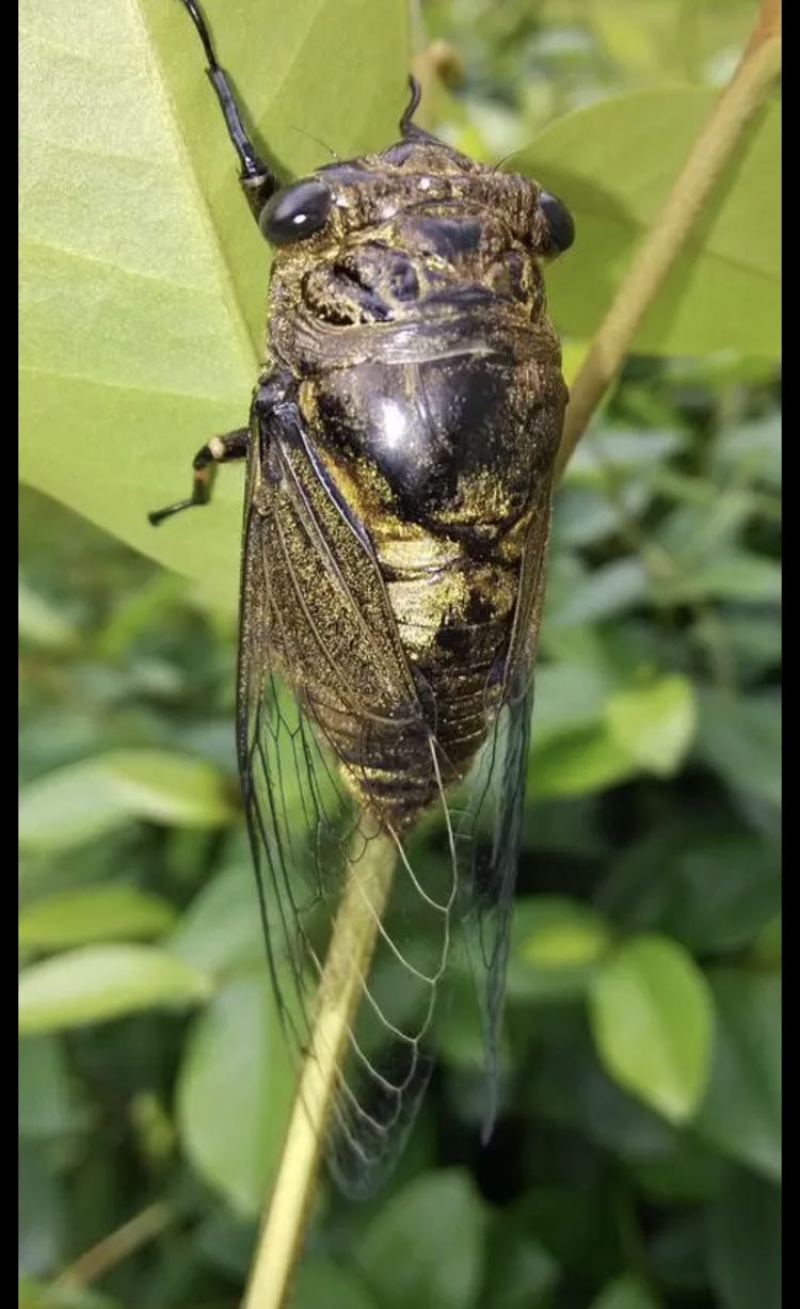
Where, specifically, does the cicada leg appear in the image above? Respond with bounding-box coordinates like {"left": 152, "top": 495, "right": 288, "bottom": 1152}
{"left": 178, "top": 0, "right": 278, "bottom": 220}
{"left": 148, "top": 429, "right": 249, "bottom": 526}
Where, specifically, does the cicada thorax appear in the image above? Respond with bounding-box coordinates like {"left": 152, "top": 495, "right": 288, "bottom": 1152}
{"left": 258, "top": 146, "right": 567, "bottom": 827}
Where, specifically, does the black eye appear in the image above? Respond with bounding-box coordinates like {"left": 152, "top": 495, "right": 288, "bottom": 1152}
{"left": 539, "top": 190, "right": 575, "bottom": 255}
{"left": 259, "top": 179, "right": 332, "bottom": 245}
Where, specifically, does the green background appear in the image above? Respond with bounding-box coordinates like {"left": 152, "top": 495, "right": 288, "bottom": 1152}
{"left": 20, "top": 1, "right": 780, "bottom": 1306}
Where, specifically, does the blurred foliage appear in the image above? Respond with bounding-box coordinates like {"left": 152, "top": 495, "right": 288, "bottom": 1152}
{"left": 20, "top": 0, "right": 779, "bottom": 1307}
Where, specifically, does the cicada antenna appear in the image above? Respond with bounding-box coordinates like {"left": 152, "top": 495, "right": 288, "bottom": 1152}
{"left": 177, "top": 0, "right": 278, "bottom": 216}
{"left": 400, "top": 76, "right": 423, "bottom": 136}
{"left": 398, "top": 75, "right": 442, "bottom": 145}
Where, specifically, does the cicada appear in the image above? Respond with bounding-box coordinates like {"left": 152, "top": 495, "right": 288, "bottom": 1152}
{"left": 150, "top": 0, "right": 574, "bottom": 1197}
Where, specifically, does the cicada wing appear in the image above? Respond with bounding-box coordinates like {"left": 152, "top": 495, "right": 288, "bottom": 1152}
{"left": 455, "top": 485, "right": 553, "bottom": 1139}
{"left": 237, "top": 406, "right": 460, "bottom": 1196}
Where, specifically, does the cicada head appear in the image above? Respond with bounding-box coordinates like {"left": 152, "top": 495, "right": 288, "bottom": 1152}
{"left": 259, "top": 86, "right": 574, "bottom": 349}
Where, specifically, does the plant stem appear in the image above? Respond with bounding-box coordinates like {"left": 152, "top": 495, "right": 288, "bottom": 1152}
{"left": 242, "top": 832, "right": 398, "bottom": 1309}
{"left": 556, "top": 2, "right": 781, "bottom": 478}
{"left": 242, "top": 5, "right": 781, "bottom": 1306}
{"left": 54, "top": 1202, "right": 173, "bottom": 1290}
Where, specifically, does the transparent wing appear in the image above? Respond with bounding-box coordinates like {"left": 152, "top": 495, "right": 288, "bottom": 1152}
{"left": 454, "top": 488, "right": 553, "bottom": 1139}
{"left": 237, "top": 407, "right": 461, "bottom": 1196}
{"left": 238, "top": 398, "right": 553, "bottom": 1193}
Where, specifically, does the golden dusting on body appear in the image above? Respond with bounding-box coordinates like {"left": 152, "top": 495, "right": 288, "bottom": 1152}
{"left": 255, "top": 136, "right": 566, "bottom": 822}
{"left": 437, "top": 466, "right": 516, "bottom": 531}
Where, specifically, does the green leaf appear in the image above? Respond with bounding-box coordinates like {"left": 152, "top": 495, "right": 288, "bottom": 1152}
{"left": 661, "top": 551, "right": 781, "bottom": 605}
{"left": 654, "top": 493, "right": 763, "bottom": 567}
{"left": 714, "top": 414, "right": 781, "bottom": 487}
{"left": 696, "top": 689, "right": 781, "bottom": 809}
{"left": 629, "top": 1137, "right": 725, "bottom": 1205}
{"left": 706, "top": 1168, "right": 781, "bottom": 1309}
{"left": 169, "top": 863, "right": 265, "bottom": 977}
{"left": 528, "top": 1035, "right": 679, "bottom": 1162}
{"left": 680, "top": 834, "right": 781, "bottom": 954}
{"left": 606, "top": 674, "right": 697, "bottom": 776}
{"left": 358, "top": 1171, "right": 487, "bottom": 1309}
{"left": 545, "top": 558, "right": 650, "bottom": 630}
{"left": 19, "top": 1037, "right": 81, "bottom": 1138}
{"left": 176, "top": 973, "right": 294, "bottom": 1215}
{"left": 524, "top": 90, "right": 779, "bottom": 358}
{"left": 531, "top": 659, "right": 618, "bottom": 747}
{"left": 588, "top": 934, "right": 713, "bottom": 1123}
{"left": 695, "top": 970, "right": 781, "bottom": 1182}
{"left": 597, "top": 823, "right": 780, "bottom": 954}
{"left": 20, "top": 0, "right": 409, "bottom": 599}
{"left": 533, "top": 720, "right": 637, "bottom": 798}
{"left": 19, "top": 750, "right": 235, "bottom": 851}
{"left": 291, "top": 1262, "right": 379, "bottom": 1309}
{"left": 589, "top": 1276, "right": 659, "bottom": 1309}
{"left": 508, "top": 897, "right": 612, "bottom": 1003}
{"left": 553, "top": 481, "right": 652, "bottom": 549}
{"left": 717, "top": 609, "right": 781, "bottom": 678}
{"left": 19, "top": 944, "right": 211, "bottom": 1034}
{"left": 481, "top": 1230, "right": 559, "bottom": 1309}
{"left": 19, "top": 1143, "right": 64, "bottom": 1277}
{"left": 19, "top": 885, "right": 176, "bottom": 950}
{"left": 565, "top": 427, "right": 686, "bottom": 481}
{"left": 560, "top": 338, "right": 590, "bottom": 387}
{"left": 19, "top": 580, "right": 78, "bottom": 651}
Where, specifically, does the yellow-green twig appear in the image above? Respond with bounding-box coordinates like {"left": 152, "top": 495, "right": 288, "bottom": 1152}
{"left": 243, "top": 833, "right": 397, "bottom": 1309}
{"left": 556, "top": 1, "right": 780, "bottom": 478}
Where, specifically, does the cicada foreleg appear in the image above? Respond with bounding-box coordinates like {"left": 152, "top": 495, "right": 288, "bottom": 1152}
{"left": 148, "top": 429, "right": 249, "bottom": 526}
{"left": 178, "top": 0, "right": 278, "bottom": 221}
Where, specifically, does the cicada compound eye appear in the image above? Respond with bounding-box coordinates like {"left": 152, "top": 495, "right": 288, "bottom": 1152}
{"left": 538, "top": 190, "right": 575, "bottom": 256}
{"left": 259, "top": 178, "right": 333, "bottom": 245}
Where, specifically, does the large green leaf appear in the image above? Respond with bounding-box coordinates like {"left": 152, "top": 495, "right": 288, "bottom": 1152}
{"left": 20, "top": 0, "right": 409, "bottom": 601}
{"left": 523, "top": 88, "right": 779, "bottom": 358}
